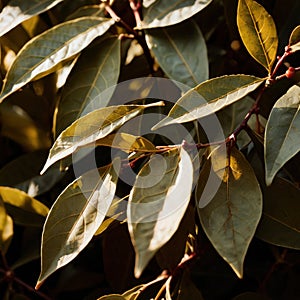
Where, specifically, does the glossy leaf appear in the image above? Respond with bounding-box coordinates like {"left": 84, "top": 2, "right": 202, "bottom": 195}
{"left": 128, "top": 147, "right": 194, "bottom": 278}
{"left": 264, "top": 85, "right": 300, "bottom": 185}
{"left": 97, "top": 296, "right": 125, "bottom": 300}
{"left": 56, "top": 36, "right": 121, "bottom": 135}
{"left": 289, "top": 25, "right": 300, "bottom": 52}
{"left": 146, "top": 20, "right": 208, "bottom": 88}
{"left": 0, "top": 0, "right": 63, "bottom": 37}
{"left": 36, "top": 162, "right": 119, "bottom": 289}
{"left": 256, "top": 177, "right": 300, "bottom": 250}
{"left": 66, "top": 5, "right": 106, "bottom": 20}
{"left": 198, "top": 147, "right": 262, "bottom": 278}
{"left": 140, "top": 0, "right": 213, "bottom": 29}
{"left": 237, "top": 0, "right": 278, "bottom": 72}
{"left": 152, "top": 75, "right": 264, "bottom": 129}
{"left": 0, "top": 17, "right": 115, "bottom": 103}
{"left": 0, "top": 200, "right": 13, "bottom": 254}
{"left": 41, "top": 102, "right": 163, "bottom": 174}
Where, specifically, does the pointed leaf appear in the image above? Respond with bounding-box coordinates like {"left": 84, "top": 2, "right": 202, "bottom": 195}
{"left": 0, "top": 187, "right": 49, "bottom": 226}
{"left": 146, "top": 20, "right": 208, "bottom": 88}
{"left": 0, "top": 0, "right": 64, "bottom": 37}
{"left": 152, "top": 75, "right": 264, "bottom": 129}
{"left": 41, "top": 102, "right": 163, "bottom": 174}
{"left": 56, "top": 36, "right": 121, "bottom": 135}
{"left": 198, "top": 147, "right": 262, "bottom": 278}
{"left": 256, "top": 177, "right": 300, "bottom": 250}
{"left": 265, "top": 85, "right": 300, "bottom": 185}
{"left": 36, "top": 162, "right": 119, "bottom": 289}
{"left": 0, "top": 17, "right": 115, "bottom": 103}
{"left": 0, "top": 200, "right": 13, "bottom": 254}
{"left": 128, "top": 147, "right": 194, "bottom": 278}
{"left": 140, "top": 0, "right": 213, "bottom": 29}
{"left": 289, "top": 25, "right": 300, "bottom": 53}
{"left": 237, "top": 0, "right": 278, "bottom": 72}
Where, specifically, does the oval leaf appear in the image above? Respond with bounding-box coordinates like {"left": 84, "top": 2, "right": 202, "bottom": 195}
{"left": 264, "top": 85, "right": 300, "bottom": 185}
{"left": 140, "top": 0, "right": 213, "bottom": 29}
{"left": 237, "top": 0, "right": 278, "bottom": 72}
{"left": 146, "top": 20, "right": 208, "bottom": 88}
{"left": 128, "top": 147, "right": 194, "bottom": 278}
{"left": 56, "top": 36, "right": 121, "bottom": 136}
{"left": 0, "top": 0, "right": 63, "bottom": 37}
{"left": 256, "top": 177, "right": 300, "bottom": 250}
{"left": 198, "top": 147, "right": 262, "bottom": 278}
{"left": 41, "top": 102, "right": 164, "bottom": 174}
{"left": 289, "top": 25, "right": 300, "bottom": 53}
{"left": 0, "top": 17, "right": 115, "bottom": 103}
{"left": 36, "top": 162, "right": 119, "bottom": 289}
{"left": 152, "top": 75, "right": 264, "bottom": 129}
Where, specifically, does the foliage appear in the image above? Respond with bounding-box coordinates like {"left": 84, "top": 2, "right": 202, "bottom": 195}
{"left": 0, "top": 0, "right": 300, "bottom": 299}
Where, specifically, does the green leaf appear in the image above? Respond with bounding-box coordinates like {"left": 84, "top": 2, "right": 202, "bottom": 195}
{"left": 122, "top": 284, "right": 144, "bottom": 300}
{"left": 0, "top": 17, "right": 115, "bottom": 103}
{"left": 41, "top": 102, "right": 164, "bottom": 174}
{"left": 0, "top": 0, "right": 64, "bottom": 37}
{"left": 152, "top": 75, "right": 264, "bottom": 129}
{"left": 146, "top": 20, "right": 208, "bottom": 88}
{"left": 128, "top": 147, "right": 194, "bottom": 278}
{"left": 289, "top": 25, "right": 300, "bottom": 53}
{"left": 36, "top": 161, "right": 119, "bottom": 289}
{"left": 198, "top": 147, "right": 262, "bottom": 278}
{"left": 97, "top": 296, "right": 125, "bottom": 300}
{"left": 0, "top": 186, "right": 49, "bottom": 226}
{"left": 265, "top": 85, "right": 300, "bottom": 185}
{"left": 256, "top": 177, "right": 300, "bottom": 250}
{"left": 66, "top": 5, "right": 106, "bottom": 20}
{"left": 140, "top": 0, "right": 213, "bottom": 29}
{"left": 55, "top": 36, "right": 121, "bottom": 136}
{"left": 0, "top": 200, "right": 13, "bottom": 254}
{"left": 237, "top": 0, "right": 278, "bottom": 72}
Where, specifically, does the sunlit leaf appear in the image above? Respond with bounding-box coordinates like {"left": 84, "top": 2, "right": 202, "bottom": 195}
{"left": 198, "top": 147, "right": 262, "bottom": 278}
{"left": 140, "top": 0, "right": 213, "bottom": 29}
{"left": 128, "top": 147, "right": 194, "bottom": 278}
{"left": 0, "top": 200, "right": 13, "bottom": 254}
{"left": 237, "top": 0, "right": 278, "bottom": 72}
{"left": 256, "top": 177, "right": 300, "bottom": 249}
{"left": 152, "top": 75, "right": 264, "bottom": 129}
{"left": 97, "top": 295, "right": 125, "bottom": 300}
{"left": 36, "top": 161, "right": 119, "bottom": 289}
{"left": 265, "top": 85, "right": 300, "bottom": 185}
{"left": 146, "top": 20, "right": 208, "bottom": 88}
{"left": 66, "top": 5, "right": 106, "bottom": 20}
{"left": 56, "top": 36, "right": 121, "bottom": 136}
{"left": 41, "top": 102, "right": 164, "bottom": 174}
{"left": 0, "top": 186, "right": 49, "bottom": 226}
{"left": 0, "top": 17, "right": 115, "bottom": 103}
{"left": 0, "top": 0, "right": 63, "bottom": 37}
{"left": 289, "top": 25, "right": 300, "bottom": 53}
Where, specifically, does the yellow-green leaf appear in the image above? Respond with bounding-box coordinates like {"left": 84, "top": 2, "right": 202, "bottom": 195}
{"left": 145, "top": 20, "right": 208, "bottom": 88}
{"left": 152, "top": 75, "right": 264, "bottom": 129}
{"left": 56, "top": 36, "right": 121, "bottom": 136}
{"left": 0, "top": 200, "right": 13, "bottom": 254}
{"left": 264, "top": 85, "right": 300, "bottom": 185}
{"left": 128, "top": 147, "right": 194, "bottom": 278}
{"left": 289, "top": 25, "right": 300, "bottom": 53}
{"left": 0, "top": 0, "right": 64, "bottom": 37}
{"left": 198, "top": 147, "right": 262, "bottom": 278}
{"left": 0, "top": 17, "right": 115, "bottom": 103}
{"left": 237, "top": 0, "right": 278, "bottom": 72}
{"left": 36, "top": 162, "right": 119, "bottom": 289}
{"left": 140, "top": 0, "right": 213, "bottom": 29}
{"left": 41, "top": 102, "right": 163, "bottom": 174}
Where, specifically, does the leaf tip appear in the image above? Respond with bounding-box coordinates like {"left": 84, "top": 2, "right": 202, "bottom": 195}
{"left": 35, "top": 280, "right": 43, "bottom": 290}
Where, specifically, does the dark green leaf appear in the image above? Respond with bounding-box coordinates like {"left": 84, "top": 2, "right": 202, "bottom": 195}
{"left": 198, "top": 147, "right": 262, "bottom": 278}
{"left": 152, "top": 75, "right": 264, "bottom": 129}
{"left": 140, "top": 0, "right": 213, "bottom": 29}
{"left": 237, "top": 0, "right": 278, "bottom": 72}
{"left": 36, "top": 161, "right": 119, "bottom": 289}
{"left": 146, "top": 20, "right": 208, "bottom": 88}
{"left": 56, "top": 36, "right": 121, "bottom": 136}
{"left": 0, "top": 0, "right": 63, "bottom": 37}
{"left": 66, "top": 5, "right": 106, "bottom": 20}
{"left": 128, "top": 147, "right": 194, "bottom": 278}
{"left": 264, "top": 85, "right": 300, "bottom": 185}
{"left": 0, "top": 17, "right": 115, "bottom": 102}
